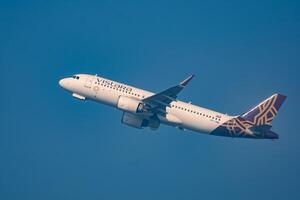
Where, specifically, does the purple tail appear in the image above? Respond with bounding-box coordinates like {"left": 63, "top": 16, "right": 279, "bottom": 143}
{"left": 210, "top": 94, "right": 286, "bottom": 139}
{"left": 240, "top": 94, "right": 287, "bottom": 126}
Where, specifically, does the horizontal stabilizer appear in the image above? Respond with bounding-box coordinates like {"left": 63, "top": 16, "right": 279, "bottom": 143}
{"left": 249, "top": 124, "right": 272, "bottom": 132}
{"left": 263, "top": 130, "right": 279, "bottom": 139}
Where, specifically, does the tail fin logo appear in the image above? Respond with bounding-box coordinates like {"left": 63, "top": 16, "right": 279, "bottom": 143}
{"left": 210, "top": 94, "right": 286, "bottom": 138}
{"left": 241, "top": 94, "right": 286, "bottom": 126}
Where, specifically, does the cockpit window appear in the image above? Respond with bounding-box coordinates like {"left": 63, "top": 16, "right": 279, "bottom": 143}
{"left": 72, "top": 75, "right": 80, "bottom": 79}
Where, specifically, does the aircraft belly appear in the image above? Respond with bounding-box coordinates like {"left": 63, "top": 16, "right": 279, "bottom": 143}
{"left": 183, "top": 116, "right": 219, "bottom": 133}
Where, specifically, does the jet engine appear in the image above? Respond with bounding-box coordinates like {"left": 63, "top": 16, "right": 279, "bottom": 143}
{"left": 146, "top": 118, "right": 160, "bottom": 130}
{"left": 117, "top": 96, "right": 145, "bottom": 113}
{"left": 121, "top": 112, "right": 160, "bottom": 130}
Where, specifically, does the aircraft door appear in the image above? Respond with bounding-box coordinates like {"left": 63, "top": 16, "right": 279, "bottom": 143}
{"left": 84, "top": 76, "right": 94, "bottom": 88}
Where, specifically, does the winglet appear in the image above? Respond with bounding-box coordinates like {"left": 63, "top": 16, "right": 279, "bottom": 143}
{"left": 180, "top": 74, "right": 195, "bottom": 86}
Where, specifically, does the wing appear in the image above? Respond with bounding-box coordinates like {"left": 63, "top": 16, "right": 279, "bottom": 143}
{"left": 143, "top": 74, "right": 195, "bottom": 114}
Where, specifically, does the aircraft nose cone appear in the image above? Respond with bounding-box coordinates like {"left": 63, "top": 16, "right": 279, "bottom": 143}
{"left": 59, "top": 78, "right": 73, "bottom": 91}
{"left": 59, "top": 79, "right": 66, "bottom": 88}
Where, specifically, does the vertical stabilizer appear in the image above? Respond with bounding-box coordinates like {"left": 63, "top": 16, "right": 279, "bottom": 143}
{"left": 240, "top": 94, "right": 286, "bottom": 126}
{"left": 210, "top": 94, "right": 286, "bottom": 139}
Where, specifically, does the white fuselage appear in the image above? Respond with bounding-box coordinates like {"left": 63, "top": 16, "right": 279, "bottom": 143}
{"left": 59, "top": 74, "right": 234, "bottom": 135}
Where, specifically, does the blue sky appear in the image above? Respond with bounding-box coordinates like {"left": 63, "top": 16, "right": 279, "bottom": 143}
{"left": 1, "top": 0, "right": 299, "bottom": 199}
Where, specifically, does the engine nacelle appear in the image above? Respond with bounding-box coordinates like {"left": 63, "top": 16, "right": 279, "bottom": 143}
{"left": 122, "top": 112, "right": 144, "bottom": 129}
{"left": 117, "top": 96, "right": 144, "bottom": 113}
{"left": 147, "top": 118, "right": 160, "bottom": 130}
{"left": 121, "top": 112, "right": 160, "bottom": 130}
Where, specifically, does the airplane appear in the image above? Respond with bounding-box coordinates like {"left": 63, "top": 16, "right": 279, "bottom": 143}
{"left": 59, "top": 74, "right": 286, "bottom": 139}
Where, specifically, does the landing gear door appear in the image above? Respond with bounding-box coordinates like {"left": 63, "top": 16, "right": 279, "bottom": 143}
{"left": 84, "top": 76, "right": 94, "bottom": 88}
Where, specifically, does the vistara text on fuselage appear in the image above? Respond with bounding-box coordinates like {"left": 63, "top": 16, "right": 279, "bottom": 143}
{"left": 59, "top": 74, "right": 286, "bottom": 139}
